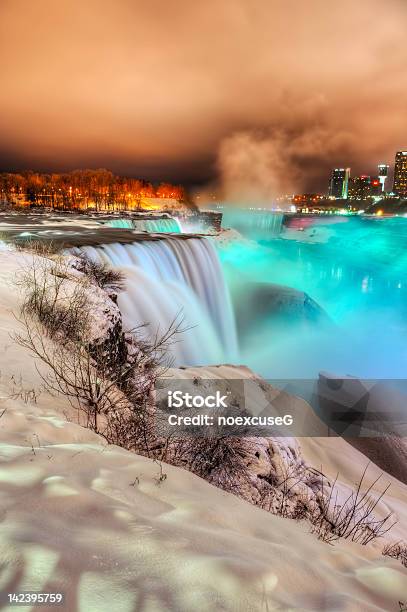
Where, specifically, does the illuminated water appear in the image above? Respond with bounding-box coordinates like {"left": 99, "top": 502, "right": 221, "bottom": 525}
{"left": 68, "top": 212, "right": 407, "bottom": 380}
{"left": 221, "top": 208, "right": 284, "bottom": 238}
{"left": 74, "top": 237, "right": 238, "bottom": 365}
{"left": 105, "top": 217, "right": 181, "bottom": 233}
{"left": 219, "top": 213, "right": 407, "bottom": 379}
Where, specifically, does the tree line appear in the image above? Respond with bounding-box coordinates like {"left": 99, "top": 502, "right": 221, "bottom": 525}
{"left": 0, "top": 169, "right": 186, "bottom": 210}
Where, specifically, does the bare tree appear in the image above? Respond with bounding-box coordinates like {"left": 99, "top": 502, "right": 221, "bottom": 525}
{"left": 12, "top": 249, "right": 184, "bottom": 449}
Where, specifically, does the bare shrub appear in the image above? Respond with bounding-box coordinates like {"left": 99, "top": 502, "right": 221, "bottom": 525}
{"left": 14, "top": 239, "right": 60, "bottom": 256}
{"left": 253, "top": 458, "right": 397, "bottom": 546}
{"left": 273, "top": 461, "right": 310, "bottom": 518}
{"left": 169, "top": 436, "right": 252, "bottom": 493}
{"left": 12, "top": 250, "right": 184, "bottom": 447}
{"left": 291, "top": 498, "right": 310, "bottom": 521}
{"left": 73, "top": 253, "right": 126, "bottom": 293}
{"left": 310, "top": 464, "right": 397, "bottom": 545}
{"left": 25, "top": 275, "right": 88, "bottom": 342}
{"left": 382, "top": 541, "right": 407, "bottom": 568}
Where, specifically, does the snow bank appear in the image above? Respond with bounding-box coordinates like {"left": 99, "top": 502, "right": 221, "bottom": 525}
{"left": 0, "top": 387, "right": 407, "bottom": 611}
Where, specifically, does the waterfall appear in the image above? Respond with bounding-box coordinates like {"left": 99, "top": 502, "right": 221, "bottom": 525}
{"left": 73, "top": 237, "right": 238, "bottom": 366}
{"left": 104, "top": 217, "right": 181, "bottom": 233}
{"left": 105, "top": 219, "right": 133, "bottom": 229}
{"left": 143, "top": 218, "right": 181, "bottom": 233}
{"left": 222, "top": 209, "right": 284, "bottom": 238}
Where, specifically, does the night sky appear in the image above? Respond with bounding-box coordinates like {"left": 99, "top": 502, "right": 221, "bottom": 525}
{"left": 1, "top": 0, "right": 406, "bottom": 199}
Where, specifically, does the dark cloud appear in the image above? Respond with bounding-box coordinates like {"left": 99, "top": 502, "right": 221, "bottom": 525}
{"left": 0, "top": 0, "right": 406, "bottom": 195}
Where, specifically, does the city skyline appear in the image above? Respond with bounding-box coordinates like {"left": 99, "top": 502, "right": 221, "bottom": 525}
{"left": 326, "top": 151, "right": 407, "bottom": 201}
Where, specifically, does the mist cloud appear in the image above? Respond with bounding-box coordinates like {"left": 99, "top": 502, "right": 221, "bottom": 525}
{"left": 217, "top": 125, "right": 357, "bottom": 203}
{"left": 218, "top": 132, "right": 301, "bottom": 202}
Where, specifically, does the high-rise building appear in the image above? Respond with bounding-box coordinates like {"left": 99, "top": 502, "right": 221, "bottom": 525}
{"left": 329, "top": 168, "right": 350, "bottom": 199}
{"left": 348, "top": 175, "right": 371, "bottom": 200}
{"left": 378, "top": 164, "right": 389, "bottom": 192}
{"left": 348, "top": 175, "right": 382, "bottom": 200}
{"left": 393, "top": 151, "right": 407, "bottom": 196}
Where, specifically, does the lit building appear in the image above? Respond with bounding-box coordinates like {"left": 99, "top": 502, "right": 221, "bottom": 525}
{"left": 328, "top": 168, "right": 350, "bottom": 199}
{"left": 370, "top": 177, "right": 382, "bottom": 197}
{"left": 348, "top": 175, "right": 381, "bottom": 200}
{"left": 348, "top": 176, "right": 369, "bottom": 200}
{"left": 293, "top": 193, "right": 324, "bottom": 205}
{"left": 378, "top": 163, "right": 389, "bottom": 192}
{"left": 393, "top": 151, "right": 407, "bottom": 196}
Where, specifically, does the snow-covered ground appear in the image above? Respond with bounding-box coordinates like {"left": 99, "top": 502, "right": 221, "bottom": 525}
{"left": 0, "top": 249, "right": 406, "bottom": 611}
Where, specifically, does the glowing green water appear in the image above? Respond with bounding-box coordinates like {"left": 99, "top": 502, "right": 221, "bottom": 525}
{"left": 219, "top": 213, "right": 407, "bottom": 379}
{"left": 105, "top": 218, "right": 181, "bottom": 233}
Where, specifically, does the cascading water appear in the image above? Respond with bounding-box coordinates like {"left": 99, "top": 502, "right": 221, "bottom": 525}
{"left": 104, "top": 217, "right": 181, "bottom": 233}
{"left": 222, "top": 209, "right": 284, "bottom": 238}
{"left": 143, "top": 219, "right": 181, "bottom": 233}
{"left": 105, "top": 219, "right": 134, "bottom": 229}
{"left": 74, "top": 237, "right": 238, "bottom": 366}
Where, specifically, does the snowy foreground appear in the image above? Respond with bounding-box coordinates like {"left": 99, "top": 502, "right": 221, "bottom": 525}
{"left": 0, "top": 250, "right": 406, "bottom": 611}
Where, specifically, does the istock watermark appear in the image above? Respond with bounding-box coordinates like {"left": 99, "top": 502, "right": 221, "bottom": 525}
{"left": 155, "top": 378, "right": 299, "bottom": 438}
{"left": 168, "top": 390, "right": 229, "bottom": 409}
{"left": 167, "top": 412, "right": 294, "bottom": 427}
{"left": 154, "top": 376, "right": 407, "bottom": 438}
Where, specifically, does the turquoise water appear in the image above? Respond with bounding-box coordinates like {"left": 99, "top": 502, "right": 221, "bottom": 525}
{"left": 105, "top": 218, "right": 181, "bottom": 233}
{"left": 219, "top": 213, "right": 407, "bottom": 379}
{"left": 221, "top": 208, "right": 283, "bottom": 238}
